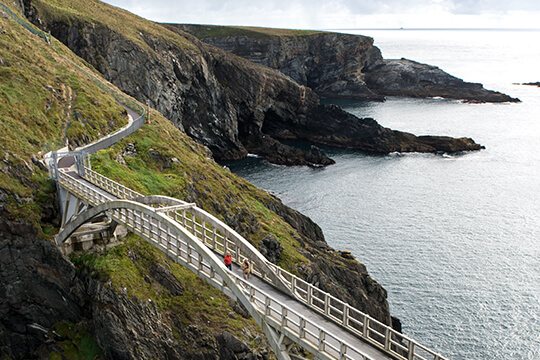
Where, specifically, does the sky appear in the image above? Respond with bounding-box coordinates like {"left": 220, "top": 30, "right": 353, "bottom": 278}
{"left": 101, "top": 0, "right": 540, "bottom": 30}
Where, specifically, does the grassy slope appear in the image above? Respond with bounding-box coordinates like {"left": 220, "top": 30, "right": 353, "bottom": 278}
{"left": 31, "top": 0, "right": 196, "bottom": 51}
{"left": 0, "top": 2, "right": 308, "bottom": 356}
{"left": 0, "top": 6, "right": 129, "bottom": 237}
{"left": 179, "top": 23, "right": 323, "bottom": 39}
{"left": 0, "top": 4, "right": 128, "bottom": 158}
{"left": 90, "top": 107, "right": 309, "bottom": 271}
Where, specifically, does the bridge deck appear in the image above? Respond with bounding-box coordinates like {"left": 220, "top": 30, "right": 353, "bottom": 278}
{"left": 238, "top": 264, "right": 394, "bottom": 360}
{"left": 59, "top": 165, "right": 395, "bottom": 360}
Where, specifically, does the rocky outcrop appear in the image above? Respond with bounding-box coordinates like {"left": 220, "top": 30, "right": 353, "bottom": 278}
{"left": 269, "top": 104, "right": 485, "bottom": 153}
{"left": 364, "top": 59, "right": 520, "bottom": 103}
{"left": 174, "top": 25, "right": 384, "bottom": 101}
{"left": 179, "top": 24, "right": 519, "bottom": 103}
{"left": 0, "top": 220, "right": 269, "bottom": 359}
{"left": 0, "top": 222, "right": 85, "bottom": 359}
{"left": 23, "top": 2, "right": 486, "bottom": 169}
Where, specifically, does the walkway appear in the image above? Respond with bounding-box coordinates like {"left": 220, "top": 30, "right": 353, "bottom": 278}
{"left": 48, "top": 101, "right": 447, "bottom": 360}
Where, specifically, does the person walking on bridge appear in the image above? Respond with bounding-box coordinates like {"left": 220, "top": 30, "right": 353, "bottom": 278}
{"left": 241, "top": 258, "right": 252, "bottom": 280}
{"left": 224, "top": 252, "right": 232, "bottom": 270}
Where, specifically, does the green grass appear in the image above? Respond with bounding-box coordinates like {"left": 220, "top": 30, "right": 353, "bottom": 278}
{"left": 0, "top": 9, "right": 133, "bottom": 238}
{"left": 31, "top": 0, "right": 197, "bottom": 52}
{"left": 89, "top": 109, "right": 309, "bottom": 273}
{"left": 0, "top": 12, "right": 127, "bottom": 158}
{"left": 50, "top": 322, "right": 102, "bottom": 360}
{"left": 71, "top": 235, "right": 265, "bottom": 340}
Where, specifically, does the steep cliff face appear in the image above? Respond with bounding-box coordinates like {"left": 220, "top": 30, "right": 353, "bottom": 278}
{"left": 0, "top": 3, "right": 400, "bottom": 358}
{"left": 180, "top": 24, "right": 519, "bottom": 103}
{"left": 23, "top": 0, "right": 486, "bottom": 169}
{"left": 173, "top": 25, "right": 384, "bottom": 101}
{"left": 0, "top": 223, "right": 271, "bottom": 360}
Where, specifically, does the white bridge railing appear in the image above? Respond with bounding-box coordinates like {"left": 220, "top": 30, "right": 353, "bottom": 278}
{"left": 81, "top": 165, "right": 448, "bottom": 360}
{"left": 57, "top": 170, "right": 373, "bottom": 360}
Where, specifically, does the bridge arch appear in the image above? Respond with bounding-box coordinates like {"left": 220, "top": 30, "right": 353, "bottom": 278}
{"left": 55, "top": 198, "right": 371, "bottom": 360}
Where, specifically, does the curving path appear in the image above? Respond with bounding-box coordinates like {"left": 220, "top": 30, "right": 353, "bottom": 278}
{"left": 50, "top": 104, "right": 448, "bottom": 360}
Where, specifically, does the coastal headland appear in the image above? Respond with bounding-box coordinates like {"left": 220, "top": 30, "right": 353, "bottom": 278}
{"left": 0, "top": 0, "right": 521, "bottom": 358}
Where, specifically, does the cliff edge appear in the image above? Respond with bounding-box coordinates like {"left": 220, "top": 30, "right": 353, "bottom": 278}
{"left": 178, "top": 24, "right": 519, "bottom": 103}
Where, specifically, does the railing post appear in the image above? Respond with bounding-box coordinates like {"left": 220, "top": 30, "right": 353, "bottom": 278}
{"left": 408, "top": 342, "right": 415, "bottom": 360}
{"left": 281, "top": 307, "right": 287, "bottom": 329}
{"left": 339, "top": 343, "right": 346, "bottom": 360}
{"left": 318, "top": 328, "right": 325, "bottom": 352}
{"left": 299, "top": 318, "right": 306, "bottom": 339}
{"left": 324, "top": 294, "right": 330, "bottom": 315}
{"left": 265, "top": 297, "right": 271, "bottom": 316}
{"left": 166, "top": 227, "right": 171, "bottom": 256}
{"left": 385, "top": 327, "right": 391, "bottom": 350}
{"left": 363, "top": 315, "right": 369, "bottom": 339}
{"left": 201, "top": 220, "right": 206, "bottom": 243}
{"left": 343, "top": 304, "right": 349, "bottom": 326}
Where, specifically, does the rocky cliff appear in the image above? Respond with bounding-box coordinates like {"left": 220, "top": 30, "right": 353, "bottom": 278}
{"left": 23, "top": 0, "right": 486, "bottom": 169}
{"left": 0, "top": 220, "right": 273, "bottom": 360}
{"left": 179, "top": 24, "right": 519, "bottom": 103}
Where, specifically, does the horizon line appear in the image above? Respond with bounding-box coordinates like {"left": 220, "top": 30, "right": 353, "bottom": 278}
{"left": 324, "top": 27, "right": 540, "bottom": 31}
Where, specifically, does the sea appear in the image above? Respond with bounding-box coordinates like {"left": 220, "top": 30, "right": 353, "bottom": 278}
{"left": 223, "top": 29, "right": 540, "bottom": 360}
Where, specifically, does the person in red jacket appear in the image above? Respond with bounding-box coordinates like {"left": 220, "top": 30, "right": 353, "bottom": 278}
{"left": 224, "top": 252, "right": 232, "bottom": 270}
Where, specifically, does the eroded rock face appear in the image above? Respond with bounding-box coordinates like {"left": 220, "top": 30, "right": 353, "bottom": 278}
{"left": 364, "top": 58, "right": 520, "bottom": 103}
{"left": 24, "top": 3, "right": 486, "bottom": 167}
{"left": 175, "top": 26, "right": 385, "bottom": 101}
{"left": 180, "top": 25, "right": 518, "bottom": 103}
{"left": 0, "top": 222, "right": 84, "bottom": 359}
{"left": 0, "top": 223, "right": 269, "bottom": 359}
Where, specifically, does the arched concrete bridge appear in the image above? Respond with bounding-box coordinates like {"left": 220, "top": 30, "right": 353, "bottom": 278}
{"left": 48, "top": 107, "right": 448, "bottom": 360}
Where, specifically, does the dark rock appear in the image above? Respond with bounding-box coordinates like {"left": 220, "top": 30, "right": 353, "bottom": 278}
{"left": 180, "top": 25, "right": 517, "bottom": 104}
{"left": 248, "top": 135, "right": 335, "bottom": 166}
{"left": 0, "top": 230, "right": 85, "bottom": 359}
{"left": 148, "top": 148, "right": 171, "bottom": 171}
{"left": 257, "top": 234, "right": 283, "bottom": 264}
{"left": 229, "top": 299, "right": 251, "bottom": 319}
{"left": 24, "top": 6, "right": 487, "bottom": 167}
{"left": 176, "top": 27, "right": 385, "bottom": 101}
{"left": 364, "top": 58, "right": 520, "bottom": 103}
{"left": 88, "top": 280, "right": 182, "bottom": 360}
{"left": 266, "top": 103, "right": 485, "bottom": 154}
{"left": 149, "top": 263, "right": 183, "bottom": 296}
{"left": 215, "top": 331, "right": 250, "bottom": 355}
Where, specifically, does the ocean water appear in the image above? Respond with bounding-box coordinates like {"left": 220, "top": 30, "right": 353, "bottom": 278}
{"left": 224, "top": 30, "right": 540, "bottom": 360}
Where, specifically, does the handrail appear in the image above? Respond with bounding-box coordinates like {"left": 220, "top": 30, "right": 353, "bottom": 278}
{"left": 56, "top": 171, "right": 374, "bottom": 360}
{"left": 80, "top": 165, "right": 448, "bottom": 360}
{"left": 75, "top": 110, "right": 146, "bottom": 156}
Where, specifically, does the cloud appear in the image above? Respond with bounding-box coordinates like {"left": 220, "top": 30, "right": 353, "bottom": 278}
{"left": 101, "top": 0, "right": 540, "bottom": 29}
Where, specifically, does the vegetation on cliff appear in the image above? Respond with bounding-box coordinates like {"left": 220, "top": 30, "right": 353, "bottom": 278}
{"left": 24, "top": 0, "right": 486, "bottom": 170}
{"left": 0, "top": 5, "right": 127, "bottom": 238}
{"left": 0, "top": 2, "right": 392, "bottom": 359}
{"left": 176, "top": 23, "right": 322, "bottom": 39}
